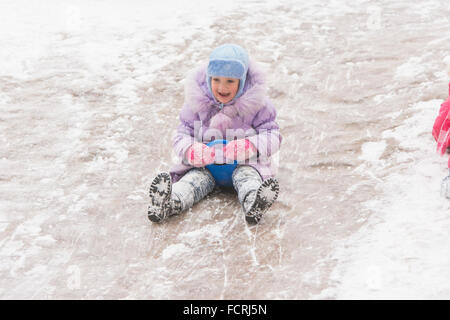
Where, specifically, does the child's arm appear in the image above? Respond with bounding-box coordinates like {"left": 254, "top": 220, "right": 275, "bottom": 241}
{"left": 246, "top": 100, "right": 282, "bottom": 159}
{"left": 172, "top": 104, "right": 197, "bottom": 161}
{"left": 172, "top": 104, "right": 215, "bottom": 166}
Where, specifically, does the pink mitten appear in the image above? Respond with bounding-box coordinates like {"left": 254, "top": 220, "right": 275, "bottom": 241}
{"left": 223, "top": 139, "right": 257, "bottom": 162}
{"left": 186, "top": 142, "right": 215, "bottom": 167}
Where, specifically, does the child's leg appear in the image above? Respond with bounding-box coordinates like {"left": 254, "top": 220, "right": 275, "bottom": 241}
{"left": 232, "top": 165, "right": 263, "bottom": 212}
{"left": 232, "top": 165, "right": 279, "bottom": 224}
{"left": 171, "top": 168, "right": 216, "bottom": 212}
{"left": 148, "top": 168, "right": 215, "bottom": 223}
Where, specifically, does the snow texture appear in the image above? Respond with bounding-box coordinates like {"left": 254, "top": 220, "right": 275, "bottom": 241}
{"left": 1, "top": 0, "right": 450, "bottom": 299}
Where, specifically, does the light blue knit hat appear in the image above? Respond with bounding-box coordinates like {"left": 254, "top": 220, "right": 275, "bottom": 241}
{"left": 206, "top": 44, "right": 249, "bottom": 101}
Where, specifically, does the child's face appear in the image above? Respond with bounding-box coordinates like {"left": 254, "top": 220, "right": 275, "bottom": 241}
{"left": 211, "top": 76, "right": 240, "bottom": 104}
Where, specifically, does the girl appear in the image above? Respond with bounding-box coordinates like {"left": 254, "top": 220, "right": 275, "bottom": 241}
{"left": 432, "top": 59, "right": 450, "bottom": 198}
{"left": 147, "top": 44, "right": 282, "bottom": 224}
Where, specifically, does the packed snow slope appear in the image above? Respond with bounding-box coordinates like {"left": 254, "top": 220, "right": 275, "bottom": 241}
{"left": 0, "top": 0, "right": 449, "bottom": 299}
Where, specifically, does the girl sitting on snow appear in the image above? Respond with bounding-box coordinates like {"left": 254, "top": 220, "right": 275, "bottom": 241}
{"left": 432, "top": 60, "right": 450, "bottom": 198}
{"left": 147, "top": 44, "right": 282, "bottom": 224}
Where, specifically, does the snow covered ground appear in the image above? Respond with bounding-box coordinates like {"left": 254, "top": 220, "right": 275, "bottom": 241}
{"left": 0, "top": 0, "right": 449, "bottom": 299}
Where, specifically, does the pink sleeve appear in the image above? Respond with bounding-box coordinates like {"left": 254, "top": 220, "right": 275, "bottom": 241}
{"left": 433, "top": 100, "right": 450, "bottom": 141}
{"left": 432, "top": 83, "right": 450, "bottom": 142}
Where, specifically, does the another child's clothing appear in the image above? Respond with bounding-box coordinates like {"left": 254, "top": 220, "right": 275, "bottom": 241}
{"left": 432, "top": 82, "right": 450, "bottom": 167}
{"left": 432, "top": 82, "right": 450, "bottom": 198}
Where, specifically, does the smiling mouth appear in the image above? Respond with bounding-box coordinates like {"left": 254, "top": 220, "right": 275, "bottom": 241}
{"left": 218, "top": 92, "right": 230, "bottom": 98}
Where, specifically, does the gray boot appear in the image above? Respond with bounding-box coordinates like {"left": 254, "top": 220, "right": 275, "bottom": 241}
{"left": 244, "top": 178, "right": 279, "bottom": 224}
{"left": 148, "top": 169, "right": 215, "bottom": 223}
{"left": 232, "top": 166, "right": 279, "bottom": 224}
{"left": 148, "top": 172, "right": 182, "bottom": 223}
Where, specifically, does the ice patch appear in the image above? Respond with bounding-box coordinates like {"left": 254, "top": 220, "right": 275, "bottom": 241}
{"left": 127, "top": 194, "right": 143, "bottom": 201}
{"left": 0, "top": 93, "right": 12, "bottom": 104}
{"left": 33, "top": 235, "right": 57, "bottom": 248}
{"left": 161, "top": 243, "right": 189, "bottom": 260}
{"left": 359, "top": 141, "right": 387, "bottom": 162}
{"left": 12, "top": 214, "right": 50, "bottom": 237}
{"left": 1, "top": 240, "right": 24, "bottom": 256}
{"left": 0, "top": 223, "right": 9, "bottom": 233}
{"left": 24, "top": 264, "right": 48, "bottom": 276}
{"left": 394, "top": 57, "right": 425, "bottom": 80}
{"left": 178, "top": 223, "right": 226, "bottom": 244}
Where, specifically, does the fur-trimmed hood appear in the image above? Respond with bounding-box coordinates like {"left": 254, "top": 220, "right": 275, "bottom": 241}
{"left": 183, "top": 60, "right": 268, "bottom": 130}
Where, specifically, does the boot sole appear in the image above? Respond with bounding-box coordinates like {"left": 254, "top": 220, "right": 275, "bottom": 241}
{"left": 245, "top": 178, "right": 279, "bottom": 224}
{"left": 148, "top": 172, "right": 172, "bottom": 223}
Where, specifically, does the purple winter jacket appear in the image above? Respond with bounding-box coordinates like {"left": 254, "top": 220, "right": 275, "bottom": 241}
{"left": 169, "top": 61, "right": 282, "bottom": 183}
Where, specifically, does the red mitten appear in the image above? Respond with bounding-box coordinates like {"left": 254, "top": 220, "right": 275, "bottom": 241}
{"left": 223, "top": 139, "right": 257, "bottom": 162}
{"left": 186, "top": 142, "right": 215, "bottom": 167}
